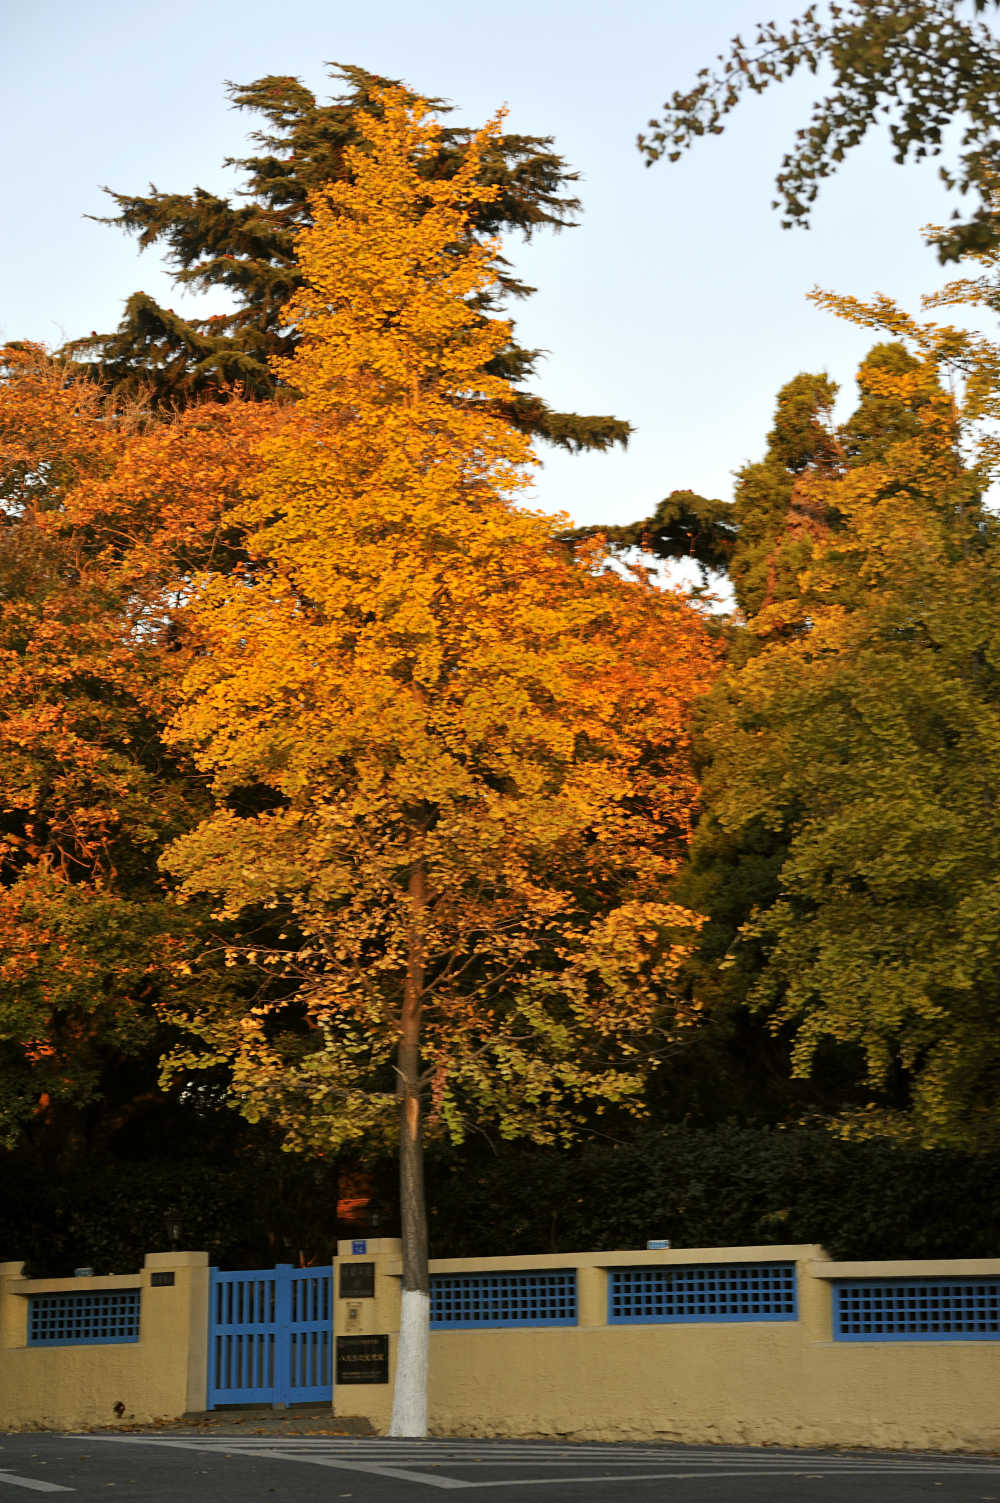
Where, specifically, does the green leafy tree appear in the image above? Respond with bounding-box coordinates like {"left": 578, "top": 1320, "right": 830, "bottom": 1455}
{"left": 688, "top": 334, "right": 1000, "bottom": 1149}
{"left": 70, "top": 64, "right": 629, "bottom": 453}
{"left": 638, "top": 0, "right": 1000, "bottom": 263}
{"left": 666, "top": 364, "right": 848, "bottom": 1108}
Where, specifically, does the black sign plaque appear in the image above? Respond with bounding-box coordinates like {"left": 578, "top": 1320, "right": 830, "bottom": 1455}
{"left": 336, "top": 1334, "right": 389, "bottom": 1384}
{"left": 150, "top": 1271, "right": 175, "bottom": 1287}
{"left": 339, "top": 1261, "right": 375, "bottom": 1299}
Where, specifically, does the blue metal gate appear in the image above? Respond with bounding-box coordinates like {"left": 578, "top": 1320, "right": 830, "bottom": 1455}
{"left": 207, "top": 1264, "right": 332, "bottom": 1408}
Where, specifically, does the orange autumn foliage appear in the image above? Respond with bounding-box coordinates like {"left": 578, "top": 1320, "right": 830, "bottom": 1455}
{"left": 160, "top": 96, "right": 717, "bottom": 1434}
{"left": 162, "top": 92, "right": 719, "bottom": 1156}
{"left": 0, "top": 345, "right": 275, "bottom": 1142}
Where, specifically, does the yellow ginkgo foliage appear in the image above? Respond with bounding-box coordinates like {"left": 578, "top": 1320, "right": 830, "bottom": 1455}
{"left": 161, "top": 91, "right": 717, "bottom": 1434}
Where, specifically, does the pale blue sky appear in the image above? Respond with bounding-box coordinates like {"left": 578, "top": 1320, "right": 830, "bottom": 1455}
{"left": 3, "top": 0, "right": 972, "bottom": 532}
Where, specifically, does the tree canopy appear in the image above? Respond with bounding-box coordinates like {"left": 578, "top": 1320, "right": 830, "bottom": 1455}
{"left": 0, "top": 342, "right": 284, "bottom": 1163}
{"left": 639, "top": 0, "right": 1000, "bottom": 262}
{"left": 69, "top": 64, "right": 629, "bottom": 453}
{"left": 683, "top": 308, "right": 1000, "bottom": 1149}
{"left": 10, "top": 26, "right": 1000, "bottom": 1301}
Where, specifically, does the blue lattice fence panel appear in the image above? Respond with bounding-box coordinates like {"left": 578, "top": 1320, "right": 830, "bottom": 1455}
{"left": 28, "top": 1290, "right": 140, "bottom": 1346}
{"left": 834, "top": 1278, "right": 1000, "bottom": 1341}
{"left": 431, "top": 1270, "right": 577, "bottom": 1328}
{"left": 285, "top": 1268, "right": 333, "bottom": 1402}
{"left": 608, "top": 1261, "right": 798, "bottom": 1324}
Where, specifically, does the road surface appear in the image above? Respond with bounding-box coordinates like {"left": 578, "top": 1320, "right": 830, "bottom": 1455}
{"left": 0, "top": 1434, "right": 997, "bottom": 1501}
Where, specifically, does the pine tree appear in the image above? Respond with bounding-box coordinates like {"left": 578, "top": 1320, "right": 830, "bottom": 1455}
{"left": 68, "top": 64, "right": 629, "bottom": 453}
{"left": 567, "top": 488, "right": 738, "bottom": 583}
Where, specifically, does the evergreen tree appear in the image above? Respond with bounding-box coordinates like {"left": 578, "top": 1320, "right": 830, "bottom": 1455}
{"left": 669, "top": 364, "right": 848, "bottom": 1107}
{"left": 571, "top": 374, "right": 841, "bottom": 601}
{"left": 68, "top": 64, "right": 629, "bottom": 454}
{"left": 568, "top": 489, "right": 737, "bottom": 584}
{"left": 724, "top": 368, "right": 841, "bottom": 621}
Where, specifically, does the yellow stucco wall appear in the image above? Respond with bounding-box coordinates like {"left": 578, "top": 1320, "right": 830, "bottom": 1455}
{"left": 333, "top": 1241, "right": 1000, "bottom": 1450}
{"left": 4, "top": 1239, "right": 999, "bottom": 1448}
{"left": 0, "top": 1251, "right": 208, "bottom": 1430}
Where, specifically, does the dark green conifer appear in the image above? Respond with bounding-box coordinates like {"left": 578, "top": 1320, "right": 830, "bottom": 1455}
{"left": 568, "top": 490, "right": 737, "bottom": 582}
{"left": 578, "top": 374, "right": 840, "bottom": 592}
{"left": 727, "top": 370, "right": 840, "bottom": 619}
{"left": 68, "top": 65, "right": 630, "bottom": 453}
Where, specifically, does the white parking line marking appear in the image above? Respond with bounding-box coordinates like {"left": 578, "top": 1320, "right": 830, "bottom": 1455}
{"left": 453, "top": 1467, "right": 1000, "bottom": 1489}
{"left": 220, "top": 1455, "right": 1000, "bottom": 1470}
{"left": 80, "top": 1430, "right": 1000, "bottom": 1466}
{"left": 117, "top": 1439, "right": 1000, "bottom": 1466}
{"left": 239, "top": 1448, "right": 474, "bottom": 1489}
{"left": 0, "top": 1473, "right": 72, "bottom": 1494}
{"left": 78, "top": 1435, "right": 1000, "bottom": 1491}
{"left": 83, "top": 1437, "right": 472, "bottom": 1490}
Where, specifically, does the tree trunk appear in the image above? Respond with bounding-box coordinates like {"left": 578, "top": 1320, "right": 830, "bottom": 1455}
{"left": 389, "top": 857, "right": 430, "bottom": 1438}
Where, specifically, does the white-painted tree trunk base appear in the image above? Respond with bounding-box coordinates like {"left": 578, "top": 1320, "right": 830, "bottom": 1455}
{"left": 389, "top": 1289, "right": 430, "bottom": 1438}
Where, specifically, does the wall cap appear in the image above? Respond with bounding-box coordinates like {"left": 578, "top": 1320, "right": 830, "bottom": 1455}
{"left": 144, "top": 1251, "right": 209, "bottom": 1270}
{"left": 811, "top": 1259, "right": 1000, "bottom": 1280}
{"left": 8, "top": 1273, "right": 143, "bottom": 1296}
{"left": 378, "top": 1245, "right": 828, "bottom": 1278}
{"left": 336, "top": 1238, "right": 402, "bottom": 1258}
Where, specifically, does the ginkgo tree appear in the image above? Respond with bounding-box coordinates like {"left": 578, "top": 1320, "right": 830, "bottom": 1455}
{"left": 161, "top": 91, "right": 717, "bottom": 1434}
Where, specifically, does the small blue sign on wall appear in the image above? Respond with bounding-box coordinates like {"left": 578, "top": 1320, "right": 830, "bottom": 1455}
{"left": 351, "top": 1239, "right": 367, "bottom": 1256}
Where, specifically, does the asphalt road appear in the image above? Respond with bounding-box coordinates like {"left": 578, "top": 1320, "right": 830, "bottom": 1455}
{"left": 1, "top": 1435, "right": 999, "bottom": 1503}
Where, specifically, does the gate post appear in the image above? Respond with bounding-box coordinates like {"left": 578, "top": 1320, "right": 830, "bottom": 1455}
{"left": 333, "top": 1238, "right": 401, "bottom": 1432}
{"left": 273, "top": 1263, "right": 293, "bottom": 1408}
{"left": 144, "top": 1251, "right": 210, "bottom": 1416}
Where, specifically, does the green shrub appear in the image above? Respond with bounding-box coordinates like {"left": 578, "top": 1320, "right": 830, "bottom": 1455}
{"left": 426, "top": 1126, "right": 1000, "bottom": 1260}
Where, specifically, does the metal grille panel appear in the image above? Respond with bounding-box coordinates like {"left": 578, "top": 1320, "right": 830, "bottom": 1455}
{"left": 28, "top": 1290, "right": 140, "bottom": 1346}
{"left": 431, "top": 1271, "right": 577, "bottom": 1327}
{"left": 608, "top": 1262, "right": 797, "bottom": 1323}
{"left": 834, "top": 1278, "right": 1000, "bottom": 1341}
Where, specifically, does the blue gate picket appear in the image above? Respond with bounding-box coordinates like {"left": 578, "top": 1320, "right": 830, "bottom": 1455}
{"left": 286, "top": 1266, "right": 334, "bottom": 1401}
{"left": 207, "top": 1264, "right": 332, "bottom": 1408}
